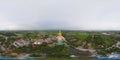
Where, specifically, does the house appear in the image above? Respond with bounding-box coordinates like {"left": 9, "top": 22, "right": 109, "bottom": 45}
{"left": 13, "top": 39, "right": 29, "bottom": 47}
{"left": 114, "top": 42, "right": 120, "bottom": 48}
{"left": 33, "top": 39, "right": 44, "bottom": 45}
{"left": 102, "top": 33, "right": 110, "bottom": 35}
{"left": 106, "top": 41, "right": 120, "bottom": 50}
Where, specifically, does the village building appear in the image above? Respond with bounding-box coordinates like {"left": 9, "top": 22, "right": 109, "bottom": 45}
{"left": 33, "top": 39, "right": 44, "bottom": 45}
{"left": 32, "top": 38, "right": 53, "bottom": 45}
{"left": 13, "top": 39, "right": 29, "bottom": 47}
{"left": 102, "top": 33, "right": 110, "bottom": 35}
{"left": 106, "top": 41, "right": 120, "bottom": 50}
{"left": 115, "top": 42, "right": 120, "bottom": 48}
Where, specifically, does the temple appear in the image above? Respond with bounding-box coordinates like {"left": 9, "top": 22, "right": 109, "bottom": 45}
{"left": 56, "top": 31, "right": 66, "bottom": 45}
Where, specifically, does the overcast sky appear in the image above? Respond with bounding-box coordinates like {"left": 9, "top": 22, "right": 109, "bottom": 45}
{"left": 0, "top": 0, "right": 120, "bottom": 30}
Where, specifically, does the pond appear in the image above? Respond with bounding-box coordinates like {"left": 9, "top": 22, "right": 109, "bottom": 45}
{"left": 93, "top": 53, "right": 120, "bottom": 60}
{"left": 0, "top": 57, "right": 98, "bottom": 60}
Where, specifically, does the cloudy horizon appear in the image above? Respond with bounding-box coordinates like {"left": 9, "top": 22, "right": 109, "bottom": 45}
{"left": 0, "top": 0, "right": 120, "bottom": 30}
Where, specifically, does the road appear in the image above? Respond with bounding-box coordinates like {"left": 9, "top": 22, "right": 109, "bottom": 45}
{"left": 64, "top": 43, "right": 91, "bottom": 56}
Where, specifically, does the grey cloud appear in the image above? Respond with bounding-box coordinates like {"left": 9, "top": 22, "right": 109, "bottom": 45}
{"left": 0, "top": 0, "right": 120, "bottom": 30}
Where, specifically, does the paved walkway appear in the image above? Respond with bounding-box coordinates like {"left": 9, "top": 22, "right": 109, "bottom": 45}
{"left": 76, "top": 46, "right": 96, "bottom": 53}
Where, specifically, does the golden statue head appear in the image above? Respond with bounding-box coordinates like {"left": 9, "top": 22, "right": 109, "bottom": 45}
{"left": 58, "top": 31, "right": 62, "bottom": 37}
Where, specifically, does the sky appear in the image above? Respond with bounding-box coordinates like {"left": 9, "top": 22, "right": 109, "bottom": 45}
{"left": 0, "top": 0, "right": 120, "bottom": 30}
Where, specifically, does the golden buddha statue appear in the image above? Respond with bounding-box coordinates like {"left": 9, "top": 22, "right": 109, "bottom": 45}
{"left": 56, "top": 31, "right": 66, "bottom": 45}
